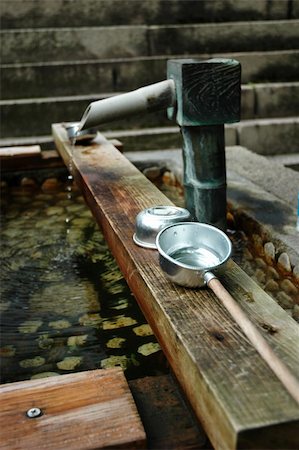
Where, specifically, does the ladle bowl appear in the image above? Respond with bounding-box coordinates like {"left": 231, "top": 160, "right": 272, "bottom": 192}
{"left": 156, "top": 222, "right": 299, "bottom": 404}
{"left": 156, "top": 222, "right": 232, "bottom": 287}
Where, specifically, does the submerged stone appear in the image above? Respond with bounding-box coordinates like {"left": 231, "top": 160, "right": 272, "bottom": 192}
{"left": 41, "top": 178, "right": 61, "bottom": 192}
{"left": 31, "top": 372, "right": 60, "bottom": 379}
{"left": 0, "top": 301, "right": 11, "bottom": 313}
{"left": 0, "top": 345, "right": 16, "bottom": 357}
{"left": 20, "top": 356, "right": 45, "bottom": 368}
{"left": 57, "top": 356, "right": 82, "bottom": 370}
{"left": 133, "top": 324, "right": 154, "bottom": 337}
{"left": 46, "top": 206, "right": 65, "bottom": 217}
{"left": 292, "top": 305, "right": 299, "bottom": 322}
{"left": 30, "top": 281, "right": 100, "bottom": 316}
{"left": 102, "top": 316, "right": 137, "bottom": 330}
{"left": 18, "top": 320, "right": 43, "bottom": 334}
{"left": 79, "top": 313, "right": 102, "bottom": 328}
{"left": 49, "top": 319, "right": 71, "bottom": 330}
{"left": 101, "top": 355, "right": 130, "bottom": 370}
{"left": 67, "top": 334, "right": 88, "bottom": 347}
{"left": 37, "top": 334, "right": 55, "bottom": 350}
{"left": 138, "top": 342, "right": 161, "bottom": 356}
{"left": 106, "top": 337, "right": 126, "bottom": 349}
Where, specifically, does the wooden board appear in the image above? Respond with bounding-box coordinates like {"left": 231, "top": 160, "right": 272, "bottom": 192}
{"left": 0, "top": 368, "right": 146, "bottom": 450}
{"left": 52, "top": 123, "right": 299, "bottom": 450}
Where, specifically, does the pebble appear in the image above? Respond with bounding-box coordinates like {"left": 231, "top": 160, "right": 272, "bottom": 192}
{"left": 255, "top": 268, "right": 266, "bottom": 284}
{"left": 37, "top": 334, "right": 54, "bottom": 350}
{"left": 280, "top": 279, "right": 298, "bottom": 296}
{"left": 277, "top": 252, "right": 291, "bottom": 272}
{"left": 264, "top": 279, "right": 279, "bottom": 292}
{"left": 162, "top": 171, "right": 176, "bottom": 186}
{"left": 133, "top": 324, "right": 153, "bottom": 337}
{"left": 264, "top": 242, "right": 275, "bottom": 262}
{"left": 255, "top": 258, "right": 267, "bottom": 269}
{"left": 138, "top": 342, "right": 161, "bottom": 356}
{"left": 46, "top": 206, "right": 64, "bottom": 217}
{"left": 79, "top": 313, "right": 102, "bottom": 328}
{"left": 0, "top": 345, "right": 16, "bottom": 357}
{"left": 102, "top": 316, "right": 137, "bottom": 330}
{"left": 49, "top": 319, "right": 71, "bottom": 330}
{"left": 57, "top": 356, "right": 82, "bottom": 371}
{"left": 31, "top": 372, "right": 60, "bottom": 380}
{"left": 106, "top": 337, "right": 126, "bottom": 349}
{"left": 293, "top": 264, "right": 299, "bottom": 280}
{"left": 67, "top": 335, "right": 88, "bottom": 347}
{"left": 41, "top": 178, "right": 61, "bottom": 192}
{"left": 266, "top": 266, "right": 280, "bottom": 281}
{"left": 243, "top": 248, "right": 253, "bottom": 261}
{"left": 276, "top": 292, "right": 294, "bottom": 309}
{"left": 18, "top": 320, "right": 43, "bottom": 334}
{"left": 241, "top": 261, "right": 255, "bottom": 276}
{"left": 252, "top": 234, "right": 264, "bottom": 254}
{"left": 143, "top": 166, "right": 161, "bottom": 181}
{"left": 0, "top": 301, "right": 11, "bottom": 313}
{"left": 20, "top": 356, "right": 45, "bottom": 368}
{"left": 292, "top": 305, "right": 299, "bottom": 322}
{"left": 101, "top": 355, "right": 130, "bottom": 370}
{"left": 66, "top": 204, "right": 85, "bottom": 213}
{"left": 20, "top": 177, "right": 37, "bottom": 188}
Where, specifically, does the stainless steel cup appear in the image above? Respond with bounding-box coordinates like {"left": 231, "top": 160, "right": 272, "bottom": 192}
{"left": 133, "top": 206, "right": 192, "bottom": 249}
{"left": 156, "top": 222, "right": 232, "bottom": 287}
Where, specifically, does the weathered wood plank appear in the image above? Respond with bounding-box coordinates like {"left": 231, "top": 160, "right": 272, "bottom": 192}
{"left": 52, "top": 124, "right": 299, "bottom": 450}
{"left": 0, "top": 368, "right": 146, "bottom": 450}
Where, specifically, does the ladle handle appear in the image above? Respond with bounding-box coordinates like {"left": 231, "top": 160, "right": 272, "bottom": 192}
{"left": 206, "top": 274, "right": 299, "bottom": 405}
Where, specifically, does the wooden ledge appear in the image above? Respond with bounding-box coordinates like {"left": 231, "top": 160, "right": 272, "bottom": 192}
{"left": 52, "top": 124, "right": 299, "bottom": 450}
{"left": 0, "top": 368, "right": 146, "bottom": 450}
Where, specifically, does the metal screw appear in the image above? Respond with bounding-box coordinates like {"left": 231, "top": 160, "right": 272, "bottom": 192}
{"left": 26, "top": 407, "right": 42, "bottom": 418}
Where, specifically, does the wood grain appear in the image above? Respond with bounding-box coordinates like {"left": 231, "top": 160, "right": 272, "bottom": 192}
{"left": 52, "top": 123, "right": 299, "bottom": 450}
{"left": 0, "top": 368, "right": 146, "bottom": 450}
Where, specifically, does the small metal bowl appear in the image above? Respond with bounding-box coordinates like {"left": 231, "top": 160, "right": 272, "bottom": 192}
{"left": 156, "top": 222, "right": 232, "bottom": 287}
{"left": 133, "top": 205, "right": 192, "bottom": 249}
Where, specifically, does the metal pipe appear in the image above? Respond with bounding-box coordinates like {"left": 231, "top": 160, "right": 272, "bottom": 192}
{"left": 79, "top": 79, "right": 176, "bottom": 131}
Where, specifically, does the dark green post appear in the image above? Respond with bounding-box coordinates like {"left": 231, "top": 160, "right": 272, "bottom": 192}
{"left": 167, "top": 59, "right": 241, "bottom": 230}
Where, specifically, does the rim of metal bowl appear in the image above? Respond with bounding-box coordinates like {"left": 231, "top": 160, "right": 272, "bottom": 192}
{"left": 133, "top": 205, "right": 192, "bottom": 249}
{"left": 156, "top": 222, "right": 232, "bottom": 271}
{"left": 132, "top": 233, "right": 157, "bottom": 249}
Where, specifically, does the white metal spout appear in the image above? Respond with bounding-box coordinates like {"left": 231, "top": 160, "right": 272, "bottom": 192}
{"left": 79, "top": 79, "right": 176, "bottom": 131}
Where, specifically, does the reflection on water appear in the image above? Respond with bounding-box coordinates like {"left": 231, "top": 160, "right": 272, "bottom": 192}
{"left": 0, "top": 178, "right": 167, "bottom": 384}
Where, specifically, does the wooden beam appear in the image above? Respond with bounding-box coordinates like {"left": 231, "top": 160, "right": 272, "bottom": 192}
{"left": 0, "top": 368, "right": 146, "bottom": 450}
{"left": 52, "top": 123, "right": 299, "bottom": 450}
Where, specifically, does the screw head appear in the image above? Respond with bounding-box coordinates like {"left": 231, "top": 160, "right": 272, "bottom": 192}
{"left": 26, "top": 407, "right": 42, "bottom": 418}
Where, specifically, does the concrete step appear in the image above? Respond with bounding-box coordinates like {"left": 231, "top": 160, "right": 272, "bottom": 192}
{"left": 2, "top": 50, "right": 299, "bottom": 101}
{"left": 1, "top": 0, "right": 296, "bottom": 29}
{"left": 1, "top": 118, "right": 298, "bottom": 158}
{"left": 1, "top": 82, "right": 299, "bottom": 138}
{"left": 2, "top": 20, "right": 299, "bottom": 64}
{"left": 102, "top": 117, "right": 299, "bottom": 156}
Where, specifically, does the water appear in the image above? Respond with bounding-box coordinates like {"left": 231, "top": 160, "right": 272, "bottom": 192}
{"left": 170, "top": 246, "right": 221, "bottom": 269}
{"left": 0, "top": 177, "right": 167, "bottom": 383}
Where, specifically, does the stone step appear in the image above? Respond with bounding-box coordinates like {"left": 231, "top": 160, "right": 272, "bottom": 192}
{"left": 1, "top": 0, "right": 296, "bottom": 29}
{"left": 102, "top": 117, "right": 299, "bottom": 156}
{"left": 2, "top": 50, "right": 299, "bottom": 101}
{"left": 1, "top": 82, "right": 299, "bottom": 138}
{"left": 2, "top": 20, "right": 299, "bottom": 64}
{"left": 1, "top": 118, "right": 299, "bottom": 158}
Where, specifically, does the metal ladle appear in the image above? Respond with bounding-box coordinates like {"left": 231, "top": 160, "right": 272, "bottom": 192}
{"left": 156, "top": 222, "right": 299, "bottom": 405}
